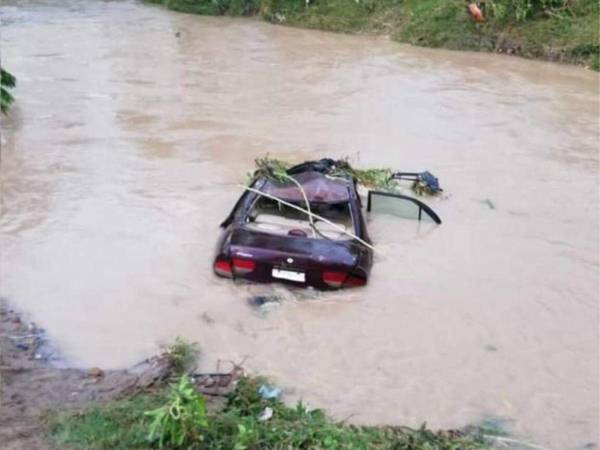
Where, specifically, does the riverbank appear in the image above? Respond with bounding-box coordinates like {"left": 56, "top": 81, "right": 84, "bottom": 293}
{"left": 0, "top": 303, "right": 181, "bottom": 450}
{"left": 1, "top": 304, "right": 496, "bottom": 450}
{"left": 147, "top": 0, "right": 599, "bottom": 69}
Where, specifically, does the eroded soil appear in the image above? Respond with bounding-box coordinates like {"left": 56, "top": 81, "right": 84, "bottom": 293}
{"left": 0, "top": 302, "right": 176, "bottom": 450}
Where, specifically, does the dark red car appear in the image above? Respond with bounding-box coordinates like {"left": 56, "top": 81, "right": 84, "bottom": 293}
{"left": 213, "top": 159, "right": 441, "bottom": 290}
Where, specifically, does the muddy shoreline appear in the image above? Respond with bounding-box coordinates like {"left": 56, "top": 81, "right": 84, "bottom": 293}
{"left": 0, "top": 301, "right": 237, "bottom": 450}
{"left": 0, "top": 302, "right": 139, "bottom": 449}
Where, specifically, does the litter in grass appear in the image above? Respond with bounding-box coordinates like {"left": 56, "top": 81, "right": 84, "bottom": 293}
{"left": 258, "top": 406, "right": 274, "bottom": 421}
{"left": 258, "top": 383, "right": 282, "bottom": 400}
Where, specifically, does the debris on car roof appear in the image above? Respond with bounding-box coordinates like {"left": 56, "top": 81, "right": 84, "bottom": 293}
{"left": 251, "top": 156, "right": 443, "bottom": 196}
{"left": 391, "top": 171, "right": 443, "bottom": 195}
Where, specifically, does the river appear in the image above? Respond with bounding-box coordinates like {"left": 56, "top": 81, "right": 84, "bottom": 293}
{"left": 0, "top": 1, "right": 598, "bottom": 448}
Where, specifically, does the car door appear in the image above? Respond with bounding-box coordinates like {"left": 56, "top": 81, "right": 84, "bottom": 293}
{"left": 366, "top": 190, "right": 442, "bottom": 224}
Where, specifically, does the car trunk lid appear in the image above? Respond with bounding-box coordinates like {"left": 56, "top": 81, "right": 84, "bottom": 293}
{"left": 227, "top": 228, "right": 365, "bottom": 289}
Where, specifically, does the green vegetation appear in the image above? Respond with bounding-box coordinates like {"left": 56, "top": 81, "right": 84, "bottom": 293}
{"left": 0, "top": 67, "right": 16, "bottom": 115}
{"left": 166, "top": 337, "right": 201, "bottom": 376}
{"left": 147, "top": 0, "right": 260, "bottom": 16}
{"left": 252, "top": 156, "right": 397, "bottom": 190}
{"left": 251, "top": 156, "right": 438, "bottom": 196}
{"left": 49, "top": 390, "right": 168, "bottom": 450}
{"left": 148, "top": 0, "right": 599, "bottom": 69}
{"left": 49, "top": 375, "right": 491, "bottom": 450}
{"left": 146, "top": 376, "right": 209, "bottom": 448}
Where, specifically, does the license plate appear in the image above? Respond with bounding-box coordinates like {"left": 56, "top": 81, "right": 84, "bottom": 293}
{"left": 272, "top": 268, "right": 305, "bottom": 283}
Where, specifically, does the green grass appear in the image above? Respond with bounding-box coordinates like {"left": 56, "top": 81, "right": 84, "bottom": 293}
{"left": 148, "top": 0, "right": 599, "bottom": 69}
{"left": 395, "top": 0, "right": 487, "bottom": 50}
{"left": 48, "top": 376, "right": 492, "bottom": 450}
{"left": 47, "top": 391, "right": 168, "bottom": 450}
{"left": 262, "top": 0, "right": 405, "bottom": 34}
{"left": 508, "top": 9, "right": 600, "bottom": 67}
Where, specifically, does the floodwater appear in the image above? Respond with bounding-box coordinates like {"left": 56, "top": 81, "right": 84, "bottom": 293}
{"left": 1, "top": 1, "right": 598, "bottom": 448}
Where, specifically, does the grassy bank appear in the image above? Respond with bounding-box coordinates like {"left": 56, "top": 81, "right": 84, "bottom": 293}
{"left": 148, "top": 0, "right": 599, "bottom": 69}
{"left": 48, "top": 375, "right": 492, "bottom": 450}
{"left": 47, "top": 339, "right": 492, "bottom": 450}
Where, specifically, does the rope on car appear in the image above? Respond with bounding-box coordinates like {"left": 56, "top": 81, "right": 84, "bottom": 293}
{"left": 238, "top": 184, "right": 377, "bottom": 252}
{"left": 279, "top": 172, "right": 317, "bottom": 239}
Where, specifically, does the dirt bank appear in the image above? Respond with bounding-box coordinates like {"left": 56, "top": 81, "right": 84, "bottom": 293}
{"left": 0, "top": 302, "right": 183, "bottom": 450}
{"left": 1, "top": 304, "right": 126, "bottom": 449}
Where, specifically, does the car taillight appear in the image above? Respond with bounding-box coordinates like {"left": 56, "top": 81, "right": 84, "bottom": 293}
{"left": 214, "top": 259, "right": 233, "bottom": 278}
{"left": 344, "top": 274, "right": 366, "bottom": 287}
{"left": 232, "top": 258, "right": 256, "bottom": 274}
{"left": 323, "top": 271, "right": 366, "bottom": 288}
{"left": 323, "top": 271, "right": 346, "bottom": 288}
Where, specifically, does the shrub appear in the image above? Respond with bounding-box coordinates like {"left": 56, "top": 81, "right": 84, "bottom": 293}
{"left": 0, "top": 67, "right": 16, "bottom": 115}
{"left": 486, "top": 0, "right": 596, "bottom": 22}
{"left": 145, "top": 375, "right": 208, "bottom": 448}
{"left": 167, "top": 337, "right": 200, "bottom": 376}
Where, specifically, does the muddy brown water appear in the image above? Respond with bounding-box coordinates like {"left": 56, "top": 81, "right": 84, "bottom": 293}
{"left": 1, "top": 1, "right": 598, "bottom": 448}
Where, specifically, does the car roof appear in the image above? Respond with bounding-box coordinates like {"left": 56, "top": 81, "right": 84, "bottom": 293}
{"left": 260, "top": 171, "right": 351, "bottom": 203}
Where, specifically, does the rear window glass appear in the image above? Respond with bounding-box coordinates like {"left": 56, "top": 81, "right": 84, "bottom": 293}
{"left": 243, "top": 197, "right": 354, "bottom": 240}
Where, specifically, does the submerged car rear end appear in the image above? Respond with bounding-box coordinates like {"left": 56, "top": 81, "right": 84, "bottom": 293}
{"left": 213, "top": 228, "right": 371, "bottom": 290}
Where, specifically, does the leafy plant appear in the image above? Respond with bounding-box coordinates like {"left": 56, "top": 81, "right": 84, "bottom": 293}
{"left": 167, "top": 337, "right": 200, "bottom": 376}
{"left": 1, "top": 67, "right": 16, "bottom": 115}
{"left": 341, "top": 166, "right": 397, "bottom": 190}
{"left": 145, "top": 375, "right": 208, "bottom": 449}
{"left": 250, "top": 156, "right": 401, "bottom": 191}
{"left": 251, "top": 155, "right": 292, "bottom": 182}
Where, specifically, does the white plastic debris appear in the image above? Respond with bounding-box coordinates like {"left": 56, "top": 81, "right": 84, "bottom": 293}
{"left": 258, "top": 406, "right": 273, "bottom": 422}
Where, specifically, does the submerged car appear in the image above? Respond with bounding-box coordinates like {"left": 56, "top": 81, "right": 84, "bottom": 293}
{"left": 213, "top": 159, "right": 441, "bottom": 290}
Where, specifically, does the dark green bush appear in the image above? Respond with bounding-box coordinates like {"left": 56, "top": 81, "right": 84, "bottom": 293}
{"left": 486, "top": 0, "right": 597, "bottom": 22}
{"left": 1, "top": 67, "right": 16, "bottom": 115}
{"left": 165, "top": 0, "right": 259, "bottom": 16}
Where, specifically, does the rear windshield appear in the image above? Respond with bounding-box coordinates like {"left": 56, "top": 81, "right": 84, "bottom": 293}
{"left": 243, "top": 196, "right": 354, "bottom": 241}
